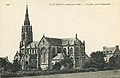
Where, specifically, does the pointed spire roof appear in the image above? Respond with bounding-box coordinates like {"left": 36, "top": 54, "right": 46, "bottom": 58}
{"left": 24, "top": 4, "right": 30, "bottom": 25}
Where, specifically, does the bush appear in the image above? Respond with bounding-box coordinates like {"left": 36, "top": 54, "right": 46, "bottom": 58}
{"left": 1, "top": 69, "right": 86, "bottom": 77}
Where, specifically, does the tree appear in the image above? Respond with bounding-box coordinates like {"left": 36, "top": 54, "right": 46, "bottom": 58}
{"left": 109, "top": 55, "right": 120, "bottom": 69}
{"left": 5, "top": 62, "right": 13, "bottom": 71}
{"left": 11, "top": 59, "right": 21, "bottom": 72}
{"left": 53, "top": 56, "right": 73, "bottom": 70}
{"left": 60, "top": 56, "right": 73, "bottom": 69}
{"left": 53, "top": 62, "right": 61, "bottom": 70}
{"left": 83, "top": 51, "right": 106, "bottom": 70}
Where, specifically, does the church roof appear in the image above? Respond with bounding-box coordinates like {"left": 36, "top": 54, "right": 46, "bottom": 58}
{"left": 21, "top": 41, "right": 39, "bottom": 49}
{"left": 21, "top": 35, "right": 83, "bottom": 49}
{"left": 45, "top": 37, "right": 62, "bottom": 46}
{"left": 27, "top": 41, "right": 39, "bottom": 48}
{"left": 62, "top": 38, "right": 75, "bottom": 45}
{"left": 44, "top": 37, "right": 81, "bottom": 46}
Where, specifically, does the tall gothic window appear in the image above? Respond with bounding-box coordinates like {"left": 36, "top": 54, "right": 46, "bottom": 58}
{"left": 32, "top": 49, "right": 34, "bottom": 54}
{"left": 63, "top": 48, "right": 67, "bottom": 55}
{"left": 26, "top": 61, "right": 28, "bottom": 66}
{"left": 76, "top": 47, "right": 80, "bottom": 55}
{"left": 69, "top": 47, "right": 73, "bottom": 55}
{"left": 43, "top": 40, "right": 45, "bottom": 44}
{"left": 57, "top": 47, "right": 62, "bottom": 53}
{"left": 52, "top": 47, "right": 56, "bottom": 57}
{"left": 41, "top": 47, "right": 47, "bottom": 63}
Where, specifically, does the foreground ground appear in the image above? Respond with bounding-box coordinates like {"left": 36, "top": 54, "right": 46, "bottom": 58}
{"left": 8, "top": 69, "right": 120, "bottom": 78}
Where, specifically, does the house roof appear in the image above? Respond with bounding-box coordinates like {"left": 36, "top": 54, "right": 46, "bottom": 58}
{"left": 103, "top": 47, "right": 116, "bottom": 53}
{"left": 102, "top": 45, "right": 120, "bottom": 57}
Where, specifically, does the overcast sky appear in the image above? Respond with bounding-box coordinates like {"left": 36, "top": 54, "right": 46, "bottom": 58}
{"left": 0, "top": 0, "right": 120, "bottom": 62}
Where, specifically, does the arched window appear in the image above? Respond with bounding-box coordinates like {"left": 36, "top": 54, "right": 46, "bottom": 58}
{"left": 32, "top": 49, "right": 34, "bottom": 54}
{"left": 57, "top": 47, "right": 62, "bottom": 53}
{"left": 70, "top": 57, "right": 73, "bottom": 59}
{"left": 63, "top": 48, "right": 67, "bottom": 55}
{"left": 26, "top": 55, "right": 28, "bottom": 58}
{"left": 26, "top": 61, "right": 28, "bottom": 65}
{"left": 69, "top": 47, "right": 73, "bottom": 55}
{"left": 76, "top": 57, "right": 79, "bottom": 60}
{"left": 43, "top": 40, "right": 45, "bottom": 44}
{"left": 75, "top": 47, "right": 79, "bottom": 55}
{"left": 41, "top": 47, "right": 47, "bottom": 63}
{"left": 52, "top": 47, "right": 56, "bottom": 57}
{"left": 76, "top": 47, "right": 79, "bottom": 51}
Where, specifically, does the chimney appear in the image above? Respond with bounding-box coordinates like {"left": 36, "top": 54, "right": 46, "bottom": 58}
{"left": 103, "top": 46, "right": 107, "bottom": 50}
{"left": 83, "top": 40, "right": 85, "bottom": 46}
{"left": 43, "top": 34, "right": 45, "bottom": 37}
{"left": 75, "top": 34, "right": 77, "bottom": 39}
{"left": 115, "top": 45, "right": 119, "bottom": 49}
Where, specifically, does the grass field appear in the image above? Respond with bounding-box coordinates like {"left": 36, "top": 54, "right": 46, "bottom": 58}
{"left": 9, "top": 69, "right": 120, "bottom": 78}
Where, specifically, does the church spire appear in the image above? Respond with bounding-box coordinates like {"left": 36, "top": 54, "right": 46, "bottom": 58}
{"left": 24, "top": 3, "right": 30, "bottom": 25}
{"left": 20, "top": 1, "right": 33, "bottom": 48}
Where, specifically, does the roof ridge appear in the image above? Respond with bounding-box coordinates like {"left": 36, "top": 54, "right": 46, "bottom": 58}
{"left": 62, "top": 38, "right": 75, "bottom": 39}
{"left": 45, "top": 37, "right": 61, "bottom": 39}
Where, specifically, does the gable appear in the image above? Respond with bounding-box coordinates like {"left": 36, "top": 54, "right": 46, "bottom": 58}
{"left": 39, "top": 37, "right": 50, "bottom": 46}
{"left": 113, "top": 48, "right": 120, "bottom": 57}
{"left": 75, "top": 38, "right": 83, "bottom": 45}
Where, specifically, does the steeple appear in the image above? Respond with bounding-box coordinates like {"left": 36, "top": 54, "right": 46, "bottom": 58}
{"left": 24, "top": 4, "right": 30, "bottom": 25}
{"left": 20, "top": 2, "right": 33, "bottom": 48}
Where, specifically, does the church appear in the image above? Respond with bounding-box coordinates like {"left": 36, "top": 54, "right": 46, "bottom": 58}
{"left": 14, "top": 4, "right": 89, "bottom": 70}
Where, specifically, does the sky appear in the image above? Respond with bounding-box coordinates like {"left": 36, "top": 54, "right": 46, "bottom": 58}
{"left": 0, "top": 0, "right": 120, "bottom": 62}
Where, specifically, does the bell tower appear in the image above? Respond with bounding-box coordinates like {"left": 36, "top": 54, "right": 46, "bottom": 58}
{"left": 20, "top": 4, "right": 33, "bottom": 48}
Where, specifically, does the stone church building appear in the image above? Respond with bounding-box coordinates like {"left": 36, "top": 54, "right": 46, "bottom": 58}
{"left": 14, "top": 5, "right": 88, "bottom": 70}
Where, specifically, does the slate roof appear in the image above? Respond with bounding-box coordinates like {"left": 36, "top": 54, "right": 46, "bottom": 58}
{"left": 27, "top": 41, "right": 39, "bottom": 48}
{"left": 21, "top": 36, "right": 83, "bottom": 49}
{"left": 62, "top": 38, "right": 75, "bottom": 45}
{"left": 45, "top": 37, "right": 62, "bottom": 46}
{"left": 21, "top": 41, "right": 39, "bottom": 48}
{"left": 103, "top": 47, "right": 116, "bottom": 53}
{"left": 44, "top": 37, "right": 81, "bottom": 46}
